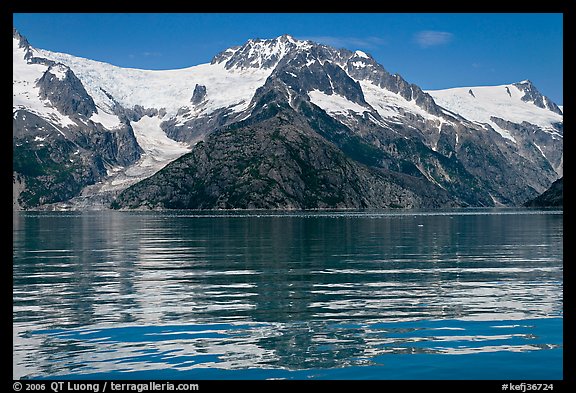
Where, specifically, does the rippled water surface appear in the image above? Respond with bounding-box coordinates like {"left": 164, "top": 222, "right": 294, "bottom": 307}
{"left": 13, "top": 209, "right": 563, "bottom": 379}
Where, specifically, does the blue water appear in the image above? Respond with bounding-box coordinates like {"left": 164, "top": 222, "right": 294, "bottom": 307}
{"left": 13, "top": 209, "right": 563, "bottom": 379}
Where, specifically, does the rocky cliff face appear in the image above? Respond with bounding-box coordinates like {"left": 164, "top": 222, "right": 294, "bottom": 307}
{"left": 524, "top": 177, "right": 563, "bottom": 207}
{"left": 36, "top": 64, "right": 97, "bottom": 117}
{"left": 13, "top": 109, "right": 141, "bottom": 208}
{"left": 513, "top": 80, "right": 563, "bottom": 115}
{"left": 113, "top": 107, "right": 459, "bottom": 210}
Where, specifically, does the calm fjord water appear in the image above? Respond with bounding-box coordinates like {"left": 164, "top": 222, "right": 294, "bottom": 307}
{"left": 13, "top": 209, "right": 563, "bottom": 380}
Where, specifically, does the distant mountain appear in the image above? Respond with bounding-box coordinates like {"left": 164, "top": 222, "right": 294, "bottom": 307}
{"left": 524, "top": 177, "right": 563, "bottom": 207}
{"left": 12, "top": 30, "right": 563, "bottom": 210}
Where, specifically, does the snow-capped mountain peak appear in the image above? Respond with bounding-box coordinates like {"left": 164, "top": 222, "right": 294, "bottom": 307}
{"left": 13, "top": 28, "right": 35, "bottom": 61}
{"left": 512, "top": 80, "right": 562, "bottom": 115}
{"left": 211, "top": 34, "right": 314, "bottom": 70}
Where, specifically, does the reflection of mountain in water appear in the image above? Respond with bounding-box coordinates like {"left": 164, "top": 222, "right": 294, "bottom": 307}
{"left": 13, "top": 211, "right": 563, "bottom": 377}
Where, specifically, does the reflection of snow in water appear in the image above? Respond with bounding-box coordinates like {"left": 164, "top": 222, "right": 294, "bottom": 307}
{"left": 15, "top": 317, "right": 562, "bottom": 379}
{"left": 13, "top": 211, "right": 563, "bottom": 379}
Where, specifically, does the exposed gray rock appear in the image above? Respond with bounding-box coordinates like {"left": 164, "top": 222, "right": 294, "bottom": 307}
{"left": 13, "top": 107, "right": 142, "bottom": 209}
{"left": 524, "top": 177, "right": 562, "bottom": 207}
{"left": 116, "top": 104, "right": 160, "bottom": 122}
{"left": 36, "top": 64, "right": 96, "bottom": 117}
{"left": 191, "top": 84, "right": 207, "bottom": 105}
{"left": 113, "top": 109, "right": 460, "bottom": 210}
{"left": 489, "top": 116, "right": 562, "bottom": 181}
{"left": 13, "top": 111, "right": 104, "bottom": 208}
{"left": 161, "top": 106, "right": 237, "bottom": 144}
{"left": 13, "top": 174, "right": 25, "bottom": 211}
{"left": 513, "top": 80, "right": 563, "bottom": 115}
{"left": 13, "top": 28, "right": 34, "bottom": 60}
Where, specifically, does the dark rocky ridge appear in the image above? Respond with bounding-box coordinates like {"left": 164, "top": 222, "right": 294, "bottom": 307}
{"left": 113, "top": 107, "right": 460, "bottom": 210}
{"left": 191, "top": 84, "right": 207, "bottom": 105}
{"left": 524, "top": 177, "right": 563, "bottom": 207}
{"left": 13, "top": 28, "right": 34, "bottom": 60}
{"left": 36, "top": 64, "right": 97, "bottom": 117}
{"left": 514, "top": 80, "right": 563, "bottom": 115}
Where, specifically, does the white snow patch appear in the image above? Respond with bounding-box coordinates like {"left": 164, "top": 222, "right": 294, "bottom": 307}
{"left": 89, "top": 107, "right": 123, "bottom": 129}
{"left": 305, "top": 56, "right": 318, "bottom": 67}
{"left": 33, "top": 136, "right": 46, "bottom": 142}
{"left": 360, "top": 80, "right": 442, "bottom": 123}
{"left": 533, "top": 142, "right": 546, "bottom": 159}
{"left": 45, "top": 108, "right": 77, "bottom": 128}
{"left": 39, "top": 50, "right": 274, "bottom": 119}
{"left": 355, "top": 50, "right": 369, "bottom": 59}
{"left": 308, "top": 90, "right": 368, "bottom": 116}
{"left": 427, "top": 84, "right": 563, "bottom": 143}
{"left": 130, "top": 115, "right": 191, "bottom": 176}
{"left": 48, "top": 64, "right": 68, "bottom": 80}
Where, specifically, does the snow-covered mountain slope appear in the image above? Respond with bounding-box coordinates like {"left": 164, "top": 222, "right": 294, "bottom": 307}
{"left": 13, "top": 34, "right": 126, "bottom": 131}
{"left": 427, "top": 82, "right": 563, "bottom": 142}
{"left": 13, "top": 29, "right": 563, "bottom": 210}
{"left": 39, "top": 50, "right": 275, "bottom": 120}
{"left": 213, "top": 34, "right": 314, "bottom": 70}
{"left": 360, "top": 80, "right": 445, "bottom": 124}
{"left": 426, "top": 81, "right": 563, "bottom": 180}
{"left": 13, "top": 35, "right": 83, "bottom": 130}
{"left": 26, "top": 33, "right": 447, "bottom": 146}
{"left": 14, "top": 31, "right": 310, "bottom": 209}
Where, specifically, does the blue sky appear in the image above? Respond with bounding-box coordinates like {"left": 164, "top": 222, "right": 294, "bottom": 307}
{"left": 13, "top": 13, "right": 563, "bottom": 104}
